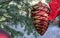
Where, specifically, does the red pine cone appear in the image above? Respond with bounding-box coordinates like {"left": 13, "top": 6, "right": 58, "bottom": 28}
{"left": 31, "top": 2, "right": 50, "bottom": 35}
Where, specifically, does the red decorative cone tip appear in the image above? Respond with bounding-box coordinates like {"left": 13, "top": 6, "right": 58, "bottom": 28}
{"left": 0, "top": 33, "right": 9, "bottom": 38}
{"left": 0, "top": 29, "right": 11, "bottom": 38}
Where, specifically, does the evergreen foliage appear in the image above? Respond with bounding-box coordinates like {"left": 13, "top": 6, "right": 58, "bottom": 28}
{"left": 0, "top": 0, "right": 50, "bottom": 38}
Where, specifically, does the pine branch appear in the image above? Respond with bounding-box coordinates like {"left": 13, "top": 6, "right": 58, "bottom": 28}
{"left": 46, "top": 0, "right": 51, "bottom": 3}
{"left": 0, "top": 0, "right": 40, "bottom": 38}
{"left": 0, "top": 0, "right": 11, "bottom": 5}
{"left": 3, "top": 25, "right": 24, "bottom": 37}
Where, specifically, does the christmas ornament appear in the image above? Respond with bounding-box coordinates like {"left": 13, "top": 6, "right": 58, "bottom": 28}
{"left": 31, "top": 2, "right": 50, "bottom": 35}
{"left": 0, "top": 29, "right": 11, "bottom": 38}
{"left": 48, "top": 0, "right": 60, "bottom": 20}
